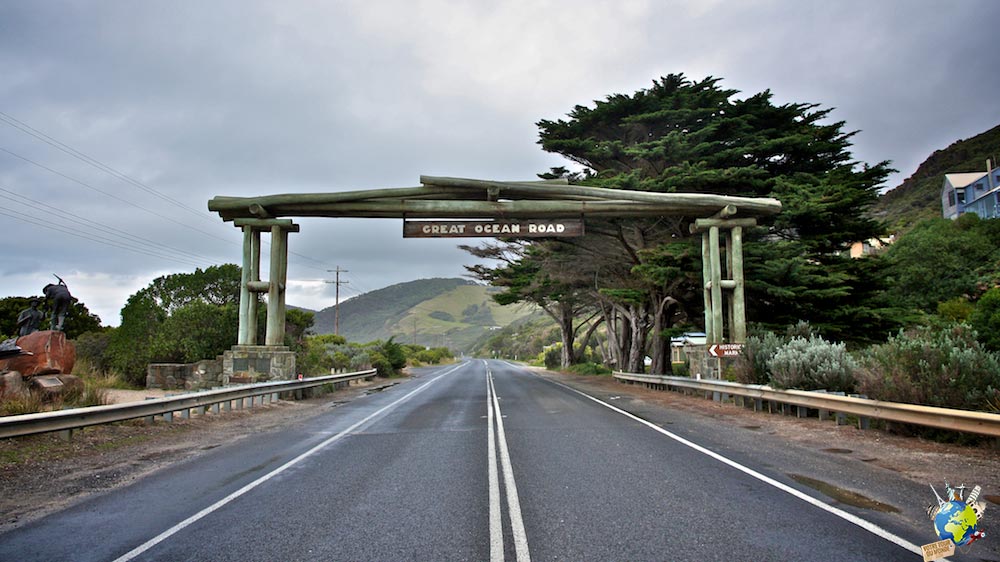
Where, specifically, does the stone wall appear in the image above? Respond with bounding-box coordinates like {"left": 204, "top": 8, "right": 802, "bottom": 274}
{"left": 222, "top": 345, "right": 296, "bottom": 384}
{"left": 146, "top": 358, "right": 223, "bottom": 390}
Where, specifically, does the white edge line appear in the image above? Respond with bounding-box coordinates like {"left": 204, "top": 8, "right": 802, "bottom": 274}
{"left": 487, "top": 369, "right": 504, "bottom": 562}
{"left": 112, "top": 361, "right": 468, "bottom": 562}
{"left": 536, "top": 374, "right": 937, "bottom": 560}
{"left": 490, "top": 370, "right": 531, "bottom": 562}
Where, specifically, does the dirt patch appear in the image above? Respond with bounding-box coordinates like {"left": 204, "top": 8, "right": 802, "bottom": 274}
{"left": 0, "top": 379, "right": 389, "bottom": 531}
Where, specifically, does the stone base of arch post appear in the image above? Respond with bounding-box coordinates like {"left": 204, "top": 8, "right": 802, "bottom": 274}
{"left": 222, "top": 345, "right": 296, "bottom": 385}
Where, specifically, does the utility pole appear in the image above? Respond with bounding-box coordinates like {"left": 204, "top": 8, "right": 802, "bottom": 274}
{"left": 326, "top": 267, "right": 349, "bottom": 335}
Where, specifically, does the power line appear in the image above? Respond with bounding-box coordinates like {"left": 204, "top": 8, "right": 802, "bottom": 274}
{"left": 0, "top": 111, "right": 214, "bottom": 224}
{"left": 0, "top": 184, "right": 219, "bottom": 266}
{"left": 0, "top": 113, "right": 344, "bottom": 271}
{"left": 0, "top": 207, "right": 209, "bottom": 268}
{"left": 0, "top": 146, "right": 237, "bottom": 246}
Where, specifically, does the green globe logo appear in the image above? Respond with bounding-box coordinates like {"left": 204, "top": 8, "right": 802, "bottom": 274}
{"left": 933, "top": 500, "right": 980, "bottom": 546}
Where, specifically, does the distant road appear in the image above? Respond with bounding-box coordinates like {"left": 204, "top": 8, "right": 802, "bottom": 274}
{"left": 0, "top": 360, "right": 978, "bottom": 561}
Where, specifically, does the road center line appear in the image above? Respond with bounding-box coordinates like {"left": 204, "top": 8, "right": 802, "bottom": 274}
{"left": 112, "top": 361, "right": 468, "bottom": 562}
{"left": 487, "top": 370, "right": 504, "bottom": 562}
{"left": 538, "top": 374, "right": 929, "bottom": 559}
{"left": 488, "top": 369, "right": 531, "bottom": 562}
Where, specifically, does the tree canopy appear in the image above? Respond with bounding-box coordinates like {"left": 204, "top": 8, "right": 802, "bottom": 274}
{"left": 105, "top": 264, "right": 313, "bottom": 385}
{"left": 470, "top": 74, "right": 898, "bottom": 371}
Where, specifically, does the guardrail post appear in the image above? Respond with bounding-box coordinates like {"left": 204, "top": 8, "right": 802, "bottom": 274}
{"left": 58, "top": 429, "right": 73, "bottom": 442}
{"left": 181, "top": 409, "right": 190, "bottom": 420}
{"left": 164, "top": 411, "right": 173, "bottom": 423}
{"left": 851, "top": 395, "right": 871, "bottom": 429}
{"left": 212, "top": 403, "right": 220, "bottom": 414}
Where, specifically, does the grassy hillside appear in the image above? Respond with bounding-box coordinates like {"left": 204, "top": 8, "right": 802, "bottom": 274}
{"left": 311, "top": 278, "right": 537, "bottom": 351}
{"left": 874, "top": 123, "right": 1000, "bottom": 231}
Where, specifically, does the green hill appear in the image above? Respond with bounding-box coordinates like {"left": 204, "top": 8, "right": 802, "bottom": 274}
{"left": 873, "top": 123, "right": 1000, "bottom": 231}
{"left": 311, "top": 278, "right": 537, "bottom": 351}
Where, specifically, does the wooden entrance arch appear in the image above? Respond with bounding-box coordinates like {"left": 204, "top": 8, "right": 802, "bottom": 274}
{"left": 208, "top": 176, "right": 781, "bottom": 363}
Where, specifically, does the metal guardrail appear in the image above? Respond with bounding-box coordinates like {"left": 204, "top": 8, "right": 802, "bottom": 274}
{"left": 0, "top": 369, "right": 377, "bottom": 440}
{"left": 613, "top": 371, "right": 1000, "bottom": 437}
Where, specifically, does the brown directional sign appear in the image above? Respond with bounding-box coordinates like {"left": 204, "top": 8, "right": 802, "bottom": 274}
{"left": 708, "top": 343, "right": 744, "bottom": 358}
{"left": 403, "top": 219, "right": 584, "bottom": 238}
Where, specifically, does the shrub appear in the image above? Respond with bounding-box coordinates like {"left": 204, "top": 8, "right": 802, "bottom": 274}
{"left": 349, "top": 352, "right": 371, "bottom": 371}
{"left": 381, "top": 338, "right": 408, "bottom": 372}
{"left": 543, "top": 346, "right": 561, "bottom": 370}
{"left": 73, "top": 330, "right": 112, "bottom": 373}
{"left": 567, "top": 363, "right": 611, "bottom": 376}
{"left": 369, "top": 351, "right": 395, "bottom": 378}
{"left": 671, "top": 361, "right": 689, "bottom": 377}
{"left": 733, "top": 331, "right": 784, "bottom": 385}
{"left": 768, "top": 335, "right": 858, "bottom": 393}
{"left": 938, "top": 297, "right": 974, "bottom": 323}
{"left": 968, "top": 287, "right": 1000, "bottom": 351}
{"left": 856, "top": 324, "right": 1000, "bottom": 411}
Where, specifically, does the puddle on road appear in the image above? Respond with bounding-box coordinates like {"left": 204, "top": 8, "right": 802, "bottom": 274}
{"left": 788, "top": 473, "right": 900, "bottom": 513}
{"left": 822, "top": 448, "right": 853, "bottom": 454}
{"left": 741, "top": 425, "right": 761, "bottom": 431}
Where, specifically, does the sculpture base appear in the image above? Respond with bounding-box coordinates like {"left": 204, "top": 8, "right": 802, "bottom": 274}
{"left": 222, "top": 345, "right": 296, "bottom": 385}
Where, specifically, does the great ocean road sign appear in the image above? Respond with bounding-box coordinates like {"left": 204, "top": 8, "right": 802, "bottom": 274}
{"left": 403, "top": 219, "right": 584, "bottom": 238}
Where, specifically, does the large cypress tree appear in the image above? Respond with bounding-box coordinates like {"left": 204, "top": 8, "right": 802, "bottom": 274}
{"left": 535, "top": 74, "right": 898, "bottom": 349}
{"left": 474, "top": 74, "right": 901, "bottom": 373}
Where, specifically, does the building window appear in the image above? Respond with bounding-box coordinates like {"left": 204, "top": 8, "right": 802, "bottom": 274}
{"left": 949, "top": 191, "right": 956, "bottom": 206}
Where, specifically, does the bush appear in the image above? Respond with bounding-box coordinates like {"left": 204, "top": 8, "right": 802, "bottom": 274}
{"left": 543, "top": 346, "right": 561, "bottom": 370}
{"left": 370, "top": 351, "right": 395, "bottom": 378}
{"left": 567, "top": 363, "right": 611, "bottom": 376}
{"left": 73, "top": 330, "right": 112, "bottom": 372}
{"left": 968, "top": 287, "right": 1000, "bottom": 351}
{"left": 381, "top": 338, "right": 407, "bottom": 372}
{"left": 856, "top": 324, "right": 1000, "bottom": 411}
{"left": 733, "top": 331, "right": 784, "bottom": 385}
{"left": 768, "top": 335, "right": 858, "bottom": 393}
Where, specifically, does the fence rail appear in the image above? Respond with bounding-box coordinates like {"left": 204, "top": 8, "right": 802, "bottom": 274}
{"left": 613, "top": 372, "right": 1000, "bottom": 438}
{"left": 0, "top": 370, "right": 377, "bottom": 440}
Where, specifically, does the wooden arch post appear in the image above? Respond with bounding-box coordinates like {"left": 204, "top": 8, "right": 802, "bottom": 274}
{"left": 233, "top": 218, "right": 300, "bottom": 346}
{"left": 691, "top": 217, "right": 757, "bottom": 345}
{"left": 220, "top": 218, "right": 299, "bottom": 385}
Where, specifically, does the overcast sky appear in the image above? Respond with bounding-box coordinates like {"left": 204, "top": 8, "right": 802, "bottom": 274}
{"left": 2, "top": 0, "right": 999, "bottom": 327}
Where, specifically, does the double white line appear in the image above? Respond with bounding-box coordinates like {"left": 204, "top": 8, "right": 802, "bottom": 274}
{"left": 487, "top": 369, "right": 531, "bottom": 562}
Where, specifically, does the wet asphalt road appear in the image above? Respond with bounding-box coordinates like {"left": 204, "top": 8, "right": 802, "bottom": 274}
{"left": 0, "top": 360, "right": 989, "bottom": 561}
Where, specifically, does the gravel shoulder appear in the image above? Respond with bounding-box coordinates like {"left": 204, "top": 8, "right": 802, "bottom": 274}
{"left": 2, "top": 368, "right": 998, "bottom": 541}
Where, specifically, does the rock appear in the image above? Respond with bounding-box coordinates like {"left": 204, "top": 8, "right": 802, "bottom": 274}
{"left": 0, "top": 331, "right": 76, "bottom": 376}
{"left": 0, "top": 371, "right": 27, "bottom": 400}
{"left": 56, "top": 374, "right": 84, "bottom": 394}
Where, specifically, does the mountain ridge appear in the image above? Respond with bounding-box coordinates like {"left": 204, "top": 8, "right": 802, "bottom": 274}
{"left": 309, "top": 277, "right": 536, "bottom": 351}
{"left": 874, "top": 122, "right": 1000, "bottom": 230}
